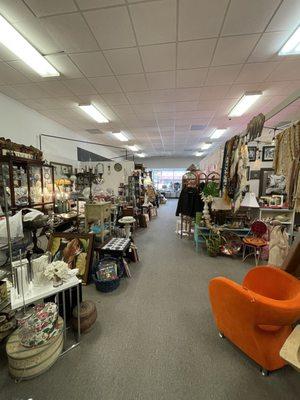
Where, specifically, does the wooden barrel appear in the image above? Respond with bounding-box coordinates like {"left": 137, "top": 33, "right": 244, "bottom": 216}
{"left": 6, "top": 317, "right": 63, "bottom": 380}
{"left": 72, "top": 300, "right": 97, "bottom": 333}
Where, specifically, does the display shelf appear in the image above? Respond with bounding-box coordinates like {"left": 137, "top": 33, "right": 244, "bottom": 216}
{"left": 259, "top": 207, "right": 295, "bottom": 238}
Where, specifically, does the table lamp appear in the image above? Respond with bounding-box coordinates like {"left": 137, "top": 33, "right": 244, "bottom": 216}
{"left": 241, "top": 192, "right": 259, "bottom": 222}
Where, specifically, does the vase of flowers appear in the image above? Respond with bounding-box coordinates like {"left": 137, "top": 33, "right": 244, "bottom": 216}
{"left": 44, "top": 261, "right": 69, "bottom": 287}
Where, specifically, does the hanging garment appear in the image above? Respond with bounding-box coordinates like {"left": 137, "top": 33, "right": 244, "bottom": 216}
{"left": 176, "top": 187, "right": 203, "bottom": 218}
{"left": 273, "top": 121, "right": 300, "bottom": 211}
{"left": 246, "top": 113, "right": 265, "bottom": 142}
{"left": 234, "top": 142, "right": 249, "bottom": 210}
{"left": 268, "top": 225, "right": 289, "bottom": 267}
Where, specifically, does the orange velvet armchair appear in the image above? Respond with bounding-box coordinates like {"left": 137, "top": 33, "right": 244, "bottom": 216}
{"left": 209, "top": 266, "right": 300, "bottom": 373}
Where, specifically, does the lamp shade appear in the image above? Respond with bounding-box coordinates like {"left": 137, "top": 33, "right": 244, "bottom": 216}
{"left": 241, "top": 192, "right": 259, "bottom": 208}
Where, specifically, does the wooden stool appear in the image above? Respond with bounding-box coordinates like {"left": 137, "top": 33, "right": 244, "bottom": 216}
{"left": 72, "top": 300, "right": 97, "bottom": 333}
{"left": 6, "top": 317, "right": 63, "bottom": 380}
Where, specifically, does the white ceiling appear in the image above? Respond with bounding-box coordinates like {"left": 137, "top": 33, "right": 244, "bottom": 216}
{"left": 0, "top": 0, "right": 299, "bottom": 157}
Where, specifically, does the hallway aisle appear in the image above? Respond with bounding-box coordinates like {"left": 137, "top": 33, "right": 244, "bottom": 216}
{"left": 1, "top": 200, "right": 300, "bottom": 400}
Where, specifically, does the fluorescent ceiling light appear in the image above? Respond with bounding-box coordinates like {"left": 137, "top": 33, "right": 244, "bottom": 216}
{"left": 279, "top": 26, "right": 300, "bottom": 56}
{"left": 79, "top": 104, "right": 109, "bottom": 123}
{"left": 229, "top": 92, "right": 262, "bottom": 117}
{"left": 211, "top": 128, "right": 227, "bottom": 139}
{"left": 200, "top": 143, "right": 212, "bottom": 150}
{"left": 136, "top": 153, "right": 146, "bottom": 158}
{"left": 0, "top": 15, "right": 59, "bottom": 77}
{"left": 113, "top": 131, "right": 128, "bottom": 142}
{"left": 128, "top": 145, "right": 139, "bottom": 152}
{"left": 195, "top": 152, "right": 204, "bottom": 157}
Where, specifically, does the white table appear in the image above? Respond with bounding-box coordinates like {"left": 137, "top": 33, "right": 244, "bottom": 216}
{"left": 10, "top": 276, "right": 81, "bottom": 355}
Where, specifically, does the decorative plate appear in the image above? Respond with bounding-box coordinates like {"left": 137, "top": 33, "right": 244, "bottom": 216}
{"left": 114, "top": 163, "right": 122, "bottom": 172}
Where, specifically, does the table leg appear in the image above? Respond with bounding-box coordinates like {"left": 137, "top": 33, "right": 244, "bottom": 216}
{"left": 76, "top": 284, "right": 81, "bottom": 343}
{"left": 62, "top": 290, "right": 67, "bottom": 350}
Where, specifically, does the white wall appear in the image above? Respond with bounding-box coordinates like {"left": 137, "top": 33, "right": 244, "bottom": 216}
{"left": 0, "top": 93, "right": 121, "bottom": 165}
{"left": 143, "top": 156, "right": 200, "bottom": 170}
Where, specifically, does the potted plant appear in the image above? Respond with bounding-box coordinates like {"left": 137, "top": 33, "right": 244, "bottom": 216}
{"left": 200, "top": 227, "right": 221, "bottom": 257}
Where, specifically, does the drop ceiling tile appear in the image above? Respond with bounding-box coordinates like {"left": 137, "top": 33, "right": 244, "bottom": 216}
{"left": 153, "top": 103, "right": 176, "bottom": 112}
{"left": 24, "top": 0, "right": 76, "bottom": 17}
{"left": 89, "top": 76, "right": 121, "bottom": 93}
{"left": 176, "top": 68, "right": 208, "bottom": 88}
{"left": 267, "top": 60, "right": 300, "bottom": 81}
{"left": 175, "top": 101, "right": 199, "bottom": 111}
{"left": 236, "top": 62, "right": 279, "bottom": 83}
{"left": 42, "top": 13, "right": 98, "bottom": 52}
{"left": 0, "top": 0, "right": 34, "bottom": 23}
{"left": 199, "top": 85, "right": 230, "bottom": 100}
{"left": 151, "top": 89, "right": 176, "bottom": 102}
{"left": 118, "top": 74, "right": 148, "bottom": 92}
{"left": 62, "top": 78, "right": 97, "bottom": 95}
{"left": 45, "top": 55, "right": 83, "bottom": 79}
{"left": 126, "top": 91, "right": 153, "bottom": 104}
{"left": 206, "top": 65, "right": 243, "bottom": 85}
{"left": 132, "top": 104, "right": 154, "bottom": 114}
{"left": 0, "top": 62, "right": 29, "bottom": 84}
{"left": 249, "top": 31, "right": 290, "bottom": 61}
{"left": 15, "top": 16, "right": 64, "bottom": 55}
{"left": 84, "top": 7, "right": 136, "bottom": 49}
{"left": 37, "top": 81, "right": 76, "bottom": 97}
{"left": 222, "top": 0, "right": 280, "bottom": 36}
{"left": 212, "top": 35, "right": 260, "bottom": 66}
{"left": 77, "top": 0, "right": 125, "bottom": 9}
{"left": 177, "top": 39, "right": 217, "bottom": 69}
{"left": 198, "top": 100, "right": 222, "bottom": 110}
{"left": 146, "top": 71, "right": 175, "bottom": 90}
{"left": 156, "top": 112, "right": 175, "bottom": 120}
{"left": 69, "top": 52, "right": 112, "bottom": 77}
{"left": 175, "top": 88, "right": 202, "bottom": 101}
{"left": 129, "top": 0, "right": 176, "bottom": 45}
{"left": 267, "top": 0, "right": 300, "bottom": 32}
{"left": 1, "top": 83, "right": 50, "bottom": 99}
{"left": 140, "top": 43, "right": 176, "bottom": 72}
{"left": 102, "top": 92, "right": 129, "bottom": 106}
{"left": 104, "top": 48, "right": 143, "bottom": 75}
{"left": 111, "top": 104, "right": 135, "bottom": 116}
{"left": 178, "top": 0, "right": 229, "bottom": 41}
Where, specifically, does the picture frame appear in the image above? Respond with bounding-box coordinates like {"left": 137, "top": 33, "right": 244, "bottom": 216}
{"left": 262, "top": 146, "right": 275, "bottom": 162}
{"left": 248, "top": 146, "right": 257, "bottom": 162}
{"left": 259, "top": 168, "right": 286, "bottom": 197}
{"left": 250, "top": 170, "right": 260, "bottom": 180}
{"left": 50, "top": 162, "right": 73, "bottom": 178}
{"left": 47, "top": 233, "right": 94, "bottom": 284}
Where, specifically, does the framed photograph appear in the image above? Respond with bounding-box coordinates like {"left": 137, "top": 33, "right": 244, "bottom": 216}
{"left": 248, "top": 146, "right": 257, "bottom": 162}
{"left": 47, "top": 233, "right": 94, "bottom": 284}
{"left": 50, "top": 162, "right": 73, "bottom": 179}
{"left": 262, "top": 146, "right": 275, "bottom": 162}
{"left": 250, "top": 170, "right": 260, "bottom": 180}
{"left": 259, "top": 168, "right": 286, "bottom": 197}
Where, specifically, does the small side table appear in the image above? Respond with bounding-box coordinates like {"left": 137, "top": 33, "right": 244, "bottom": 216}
{"left": 10, "top": 277, "right": 81, "bottom": 356}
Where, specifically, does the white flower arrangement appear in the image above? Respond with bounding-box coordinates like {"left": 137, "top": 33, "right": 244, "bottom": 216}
{"left": 201, "top": 193, "right": 214, "bottom": 203}
{"left": 44, "top": 261, "right": 69, "bottom": 282}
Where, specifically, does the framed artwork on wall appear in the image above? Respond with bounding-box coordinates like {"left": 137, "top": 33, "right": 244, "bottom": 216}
{"left": 250, "top": 170, "right": 260, "bottom": 180}
{"left": 47, "top": 233, "right": 94, "bottom": 284}
{"left": 262, "top": 146, "right": 275, "bottom": 162}
{"left": 259, "top": 168, "right": 286, "bottom": 197}
{"left": 248, "top": 146, "right": 257, "bottom": 162}
{"left": 50, "top": 162, "right": 73, "bottom": 179}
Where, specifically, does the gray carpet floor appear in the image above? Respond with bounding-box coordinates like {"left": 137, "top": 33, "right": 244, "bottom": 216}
{"left": 1, "top": 199, "right": 300, "bottom": 399}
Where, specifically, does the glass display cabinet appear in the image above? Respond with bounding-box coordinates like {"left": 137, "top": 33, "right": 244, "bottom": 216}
{"left": 0, "top": 155, "right": 55, "bottom": 214}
